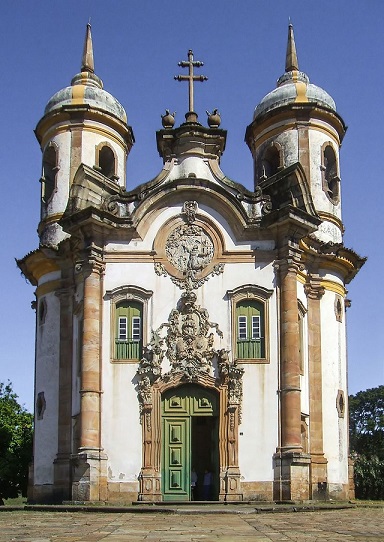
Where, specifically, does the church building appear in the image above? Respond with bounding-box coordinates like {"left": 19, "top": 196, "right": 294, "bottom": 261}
{"left": 18, "top": 24, "right": 365, "bottom": 503}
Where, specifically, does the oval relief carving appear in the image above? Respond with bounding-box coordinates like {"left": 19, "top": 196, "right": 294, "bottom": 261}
{"left": 165, "top": 224, "right": 214, "bottom": 275}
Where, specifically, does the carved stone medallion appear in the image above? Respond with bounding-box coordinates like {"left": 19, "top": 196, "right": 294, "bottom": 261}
{"left": 165, "top": 224, "right": 214, "bottom": 276}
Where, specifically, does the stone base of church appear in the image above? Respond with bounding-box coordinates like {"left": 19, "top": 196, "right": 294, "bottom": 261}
{"left": 348, "top": 457, "right": 355, "bottom": 500}
{"left": 71, "top": 450, "right": 108, "bottom": 502}
{"left": 138, "top": 468, "right": 162, "bottom": 502}
{"left": 309, "top": 454, "right": 328, "bottom": 500}
{"left": 107, "top": 481, "right": 140, "bottom": 503}
{"left": 53, "top": 455, "right": 72, "bottom": 502}
{"left": 273, "top": 452, "right": 311, "bottom": 502}
{"left": 240, "top": 481, "right": 273, "bottom": 501}
{"left": 221, "top": 467, "right": 243, "bottom": 501}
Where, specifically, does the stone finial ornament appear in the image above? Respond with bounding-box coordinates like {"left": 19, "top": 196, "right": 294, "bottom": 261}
{"left": 206, "top": 109, "right": 221, "bottom": 128}
{"left": 161, "top": 109, "right": 176, "bottom": 129}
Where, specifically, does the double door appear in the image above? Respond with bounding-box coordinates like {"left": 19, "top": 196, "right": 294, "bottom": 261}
{"left": 162, "top": 385, "right": 219, "bottom": 501}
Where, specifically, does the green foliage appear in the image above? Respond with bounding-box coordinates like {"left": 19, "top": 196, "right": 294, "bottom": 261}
{"left": 0, "top": 381, "right": 33, "bottom": 502}
{"left": 353, "top": 455, "right": 384, "bottom": 500}
{"left": 349, "top": 386, "right": 384, "bottom": 500}
{"left": 349, "top": 385, "right": 384, "bottom": 460}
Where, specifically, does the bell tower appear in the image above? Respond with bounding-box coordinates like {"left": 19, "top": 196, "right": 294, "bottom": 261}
{"left": 35, "top": 23, "right": 134, "bottom": 247}
{"left": 245, "top": 24, "right": 346, "bottom": 245}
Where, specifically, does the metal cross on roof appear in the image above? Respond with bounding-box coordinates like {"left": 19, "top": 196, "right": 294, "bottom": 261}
{"left": 174, "top": 50, "right": 208, "bottom": 114}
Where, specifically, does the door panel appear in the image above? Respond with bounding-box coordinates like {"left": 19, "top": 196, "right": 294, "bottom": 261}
{"left": 162, "top": 417, "right": 190, "bottom": 500}
{"left": 162, "top": 385, "right": 219, "bottom": 501}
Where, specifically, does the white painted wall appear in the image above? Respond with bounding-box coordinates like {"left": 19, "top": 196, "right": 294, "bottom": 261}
{"left": 321, "top": 289, "right": 348, "bottom": 487}
{"left": 34, "top": 290, "right": 60, "bottom": 484}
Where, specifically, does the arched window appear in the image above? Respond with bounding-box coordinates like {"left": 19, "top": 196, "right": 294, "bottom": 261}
{"left": 236, "top": 300, "right": 265, "bottom": 359}
{"left": 105, "top": 285, "right": 153, "bottom": 363}
{"left": 115, "top": 300, "right": 143, "bottom": 360}
{"left": 228, "top": 285, "right": 273, "bottom": 363}
{"left": 322, "top": 144, "right": 340, "bottom": 204}
{"left": 261, "top": 145, "right": 280, "bottom": 178}
{"left": 97, "top": 144, "right": 116, "bottom": 179}
{"left": 41, "top": 143, "right": 58, "bottom": 204}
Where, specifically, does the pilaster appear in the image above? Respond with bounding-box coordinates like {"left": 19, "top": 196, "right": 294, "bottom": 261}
{"left": 305, "top": 275, "right": 328, "bottom": 499}
{"left": 53, "top": 281, "right": 74, "bottom": 502}
{"left": 72, "top": 250, "right": 107, "bottom": 502}
{"left": 276, "top": 254, "right": 303, "bottom": 454}
{"left": 274, "top": 246, "right": 310, "bottom": 501}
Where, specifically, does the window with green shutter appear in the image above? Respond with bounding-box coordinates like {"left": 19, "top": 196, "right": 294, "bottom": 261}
{"left": 236, "top": 300, "right": 265, "bottom": 359}
{"left": 115, "top": 301, "right": 142, "bottom": 360}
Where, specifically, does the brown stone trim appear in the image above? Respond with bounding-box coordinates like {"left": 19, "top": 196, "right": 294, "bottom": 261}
{"left": 70, "top": 128, "right": 82, "bottom": 186}
{"left": 54, "top": 285, "right": 74, "bottom": 501}
{"left": 305, "top": 275, "right": 327, "bottom": 497}
{"left": 78, "top": 258, "right": 105, "bottom": 451}
{"left": 276, "top": 257, "right": 302, "bottom": 454}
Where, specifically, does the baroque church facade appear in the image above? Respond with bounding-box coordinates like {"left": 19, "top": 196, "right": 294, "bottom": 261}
{"left": 18, "top": 24, "right": 365, "bottom": 503}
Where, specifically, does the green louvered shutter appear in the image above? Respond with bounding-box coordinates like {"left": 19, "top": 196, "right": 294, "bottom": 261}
{"left": 236, "top": 300, "right": 265, "bottom": 359}
{"left": 115, "top": 301, "right": 142, "bottom": 359}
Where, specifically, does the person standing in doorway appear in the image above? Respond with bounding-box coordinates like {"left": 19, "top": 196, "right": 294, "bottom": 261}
{"left": 191, "top": 467, "right": 198, "bottom": 500}
{"left": 202, "top": 468, "right": 213, "bottom": 500}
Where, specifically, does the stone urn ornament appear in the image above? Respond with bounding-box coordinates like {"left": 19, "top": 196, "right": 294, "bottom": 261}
{"left": 161, "top": 109, "right": 176, "bottom": 129}
{"left": 206, "top": 109, "right": 221, "bottom": 128}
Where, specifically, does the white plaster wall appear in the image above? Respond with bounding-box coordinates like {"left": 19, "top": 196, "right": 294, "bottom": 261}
{"left": 34, "top": 290, "right": 60, "bottom": 484}
{"left": 106, "top": 204, "right": 275, "bottom": 254}
{"left": 308, "top": 130, "right": 343, "bottom": 244}
{"left": 101, "top": 361, "right": 142, "bottom": 482}
{"left": 102, "top": 255, "right": 279, "bottom": 481}
{"left": 167, "top": 156, "right": 219, "bottom": 183}
{"left": 321, "top": 289, "right": 349, "bottom": 486}
{"left": 44, "top": 130, "right": 72, "bottom": 219}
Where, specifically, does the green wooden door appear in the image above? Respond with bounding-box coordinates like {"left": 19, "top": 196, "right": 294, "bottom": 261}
{"left": 162, "top": 417, "right": 190, "bottom": 500}
{"left": 161, "top": 385, "right": 218, "bottom": 501}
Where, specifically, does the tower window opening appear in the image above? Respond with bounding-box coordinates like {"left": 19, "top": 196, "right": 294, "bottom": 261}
{"left": 98, "top": 145, "right": 116, "bottom": 179}
{"left": 261, "top": 145, "right": 280, "bottom": 179}
{"left": 41, "top": 144, "right": 58, "bottom": 204}
{"left": 322, "top": 145, "right": 340, "bottom": 204}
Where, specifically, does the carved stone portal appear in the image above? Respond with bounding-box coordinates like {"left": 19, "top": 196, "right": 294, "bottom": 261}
{"left": 136, "top": 291, "right": 244, "bottom": 501}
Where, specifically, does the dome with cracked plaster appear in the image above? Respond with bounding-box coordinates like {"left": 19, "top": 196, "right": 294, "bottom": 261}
{"left": 253, "top": 70, "right": 336, "bottom": 120}
{"left": 44, "top": 24, "right": 127, "bottom": 124}
{"left": 44, "top": 75, "right": 127, "bottom": 123}
{"left": 253, "top": 24, "right": 336, "bottom": 121}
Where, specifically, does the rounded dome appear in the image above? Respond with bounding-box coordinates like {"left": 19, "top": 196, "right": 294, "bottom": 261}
{"left": 254, "top": 70, "right": 336, "bottom": 120}
{"left": 44, "top": 71, "right": 127, "bottom": 123}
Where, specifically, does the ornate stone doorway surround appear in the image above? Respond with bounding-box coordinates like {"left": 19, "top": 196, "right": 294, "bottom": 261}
{"left": 137, "top": 371, "right": 243, "bottom": 502}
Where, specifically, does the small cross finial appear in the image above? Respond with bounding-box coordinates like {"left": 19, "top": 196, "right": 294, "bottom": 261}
{"left": 174, "top": 50, "right": 207, "bottom": 118}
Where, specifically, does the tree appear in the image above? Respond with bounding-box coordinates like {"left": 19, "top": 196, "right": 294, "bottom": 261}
{"left": 349, "top": 385, "right": 384, "bottom": 500}
{"left": 349, "top": 385, "right": 384, "bottom": 459}
{"left": 0, "top": 381, "right": 33, "bottom": 503}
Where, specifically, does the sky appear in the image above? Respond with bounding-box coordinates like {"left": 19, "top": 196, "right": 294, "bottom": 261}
{"left": 0, "top": 1, "right": 382, "bottom": 411}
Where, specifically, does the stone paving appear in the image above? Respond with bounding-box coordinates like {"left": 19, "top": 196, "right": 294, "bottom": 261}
{"left": 0, "top": 507, "right": 383, "bottom": 541}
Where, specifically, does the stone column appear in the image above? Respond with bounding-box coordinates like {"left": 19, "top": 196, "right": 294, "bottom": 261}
{"left": 274, "top": 254, "right": 310, "bottom": 501}
{"left": 305, "top": 276, "right": 328, "bottom": 499}
{"left": 72, "top": 255, "right": 107, "bottom": 502}
{"left": 53, "top": 285, "right": 73, "bottom": 502}
{"left": 279, "top": 257, "right": 302, "bottom": 453}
